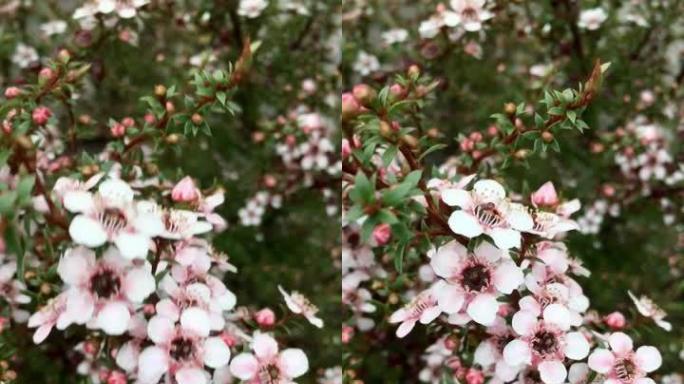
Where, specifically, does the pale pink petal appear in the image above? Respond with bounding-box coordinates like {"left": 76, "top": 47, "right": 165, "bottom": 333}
{"left": 511, "top": 310, "right": 537, "bottom": 336}
{"left": 448, "top": 210, "right": 483, "bottom": 238}
{"left": 115, "top": 232, "right": 150, "bottom": 260}
{"left": 155, "top": 298, "right": 180, "bottom": 321}
{"left": 635, "top": 379, "right": 656, "bottom": 384}
{"left": 518, "top": 296, "right": 542, "bottom": 316}
{"left": 568, "top": 363, "right": 589, "bottom": 384}
{"left": 203, "top": 337, "right": 231, "bottom": 368}
{"left": 96, "top": 301, "right": 130, "bottom": 335}
{"left": 608, "top": 332, "right": 633, "bottom": 355}
{"left": 229, "top": 353, "right": 259, "bottom": 380}
{"left": 539, "top": 360, "right": 567, "bottom": 384}
{"left": 180, "top": 307, "right": 211, "bottom": 337}
{"left": 474, "top": 241, "right": 505, "bottom": 262}
{"left": 63, "top": 190, "right": 94, "bottom": 213}
{"left": 493, "top": 261, "right": 523, "bottom": 294}
{"left": 138, "top": 346, "right": 169, "bottom": 384}
{"left": 69, "top": 215, "right": 107, "bottom": 247}
{"left": 57, "top": 247, "right": 94, "bottom": 285}
{"left": 116, "top": 341, "right": 139, "bottom": 372}
{"left": 434, "top": 281, "right": 465, "bottom": 314}
{"left": 65, "top": 290, "right": 95, "bottom": 324}
{"left": 175, "top": 368, "right": 207, "bottom": 384}
{"left": 543, "top": 303, "right": 571, "bottom": 331}
{"left": 503, "top": 339, "right": 531, "bottom": 366}
{"left": 147, "top": 315, "right": 175, "bottom": 344}
{"left": 466, "top": 294, "right": 498, "bottom": 326}
{"left": 441, "top": 188, "right": 472, "bottom": 208}
{"left": 389, "top": 308, "right": 407, "bottom": 323}
{"left": 474, "top": 341, "right": 497, "bottom": 367}
{"left": 488, "top": 227, "right": 521, "bottom": 250}
{"left": 431, "top": 240, "right": 468, "bottom": 278}
{"left": 279, "top": 348, "right": 309, "bottom": 378}
{"left": 253, "top": 333, "right": 279, "bottom": 360}
{"left": 564, "top": 332, "right": 590, "bottom": 360}
{"left": 587, "top": 348, "right": 615, "bottom": 374}
{"left": 473, "top": 180, "right": 506, "bottom": 202}
{"left": 396, "top": 320, "right": 416, "bottom": 338}
{"left": 123, "top": 267, "right": 155, "bottom": 303}
{"left": 419, "top": 306, "right": 441, "bottom": 324}
{"left": 635, "top": 346, "right": 662, "bottom": 372}
{"left": 33, "top": 324, "right": 53, "bottom": 344}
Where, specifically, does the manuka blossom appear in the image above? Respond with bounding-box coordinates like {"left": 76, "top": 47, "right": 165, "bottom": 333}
{"left": 503, "top": 304, "right": 590, "bottom": 384}
{"left": 473, "top": 317, "right": 520, "bottom": 383}
{"left": 238, "top": 0, "right": 269, "bottom": 18}
{"left": 627, "top": 291, "right": 672, "bottom": 331}
{"left": 449, "top": 0, "right": 493, "bottom": 32}
{"left": 137, "top": 315, "right": 232, "bottom": 384}
{"left": 229, "top": 333, "right": 309, "bottom": 383}
{"left": 389, "top": 288, "right": 441, "bottom": 338}
{"left": 578, "top": 7, "right": 608, "bottom": 30}
{"left": 588, "top": 332, "right": 662, "bottom": 384}
{"left": 442, "top": 179, "right": 533, "bottom": 249}
{"left": 278, "top": 285, "right": 324, "bottom": 328}
{"left": 430, "top": 240, "right": 523, "bottom": 326}
{"left": 63, "top": 178, "right": 164, "bottom": 259}
{"left": 52, "top": 246, "right": 155, "bottom": 335}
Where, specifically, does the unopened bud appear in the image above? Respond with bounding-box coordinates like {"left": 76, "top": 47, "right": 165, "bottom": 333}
{"left": 401, "top": 134, "right": 419, "bottom": 148}
{"left": 165, "top": 101, "right": 175, "bottom": 113}
{"left": 4, "top": 86, "right": 21, "bottom": 99}
{"left": 154, "top": 84, "right": 167, "bottom": 97}
{"left": 504, "top": 102, "right": 517, "bottom": 115}
{"left": 352, "top": 84, "right": 377, "bottom": 106}
{"left": 16, "top": 135, "right": 34, "bottom": 150}
{"left": 541, "top": 131, "right": 554, "bottom": 143}
{"left": 407, "top": 64, "right": 421, "bottom": 79}
{"left": 165, "top": 133, "right": 180, "bottom": 144}
{"left": 57, "top": 49, "right": 71, "bottom": 63}
{"left": 40, "top": 283, "right": 52, "bottom": 295}
{"left": 341, "top": 92, "right": 362, "bottom": 121}
{"left": 191, "top": 113, "right": 203, "bottom": 125}
{"left": 379, "top": 121, "right": 393, "bottom": 139}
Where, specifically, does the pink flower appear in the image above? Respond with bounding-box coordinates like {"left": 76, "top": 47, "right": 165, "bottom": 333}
{"left": 27, "top": 294, "right": 69, "bottom": 343}
{"left": 55, "top": 246, "right": 155, "bottom": 335}
{"left": 466, "top": 368, "right": 485, "bottom": 384}
{"left": 389, "top": 288, "right": 441, "bottom": 338}
{"left": 372, "top": 223, "right": 391, "bottom": 246}
{"left": 32, "top": 106, "right": 52, "bottom": 125}
{"left": 107, "top": 370, "right": 127, "bottom": 384}
{"left": 111, "top": 122, "right": 126, "bottom": 137}
{"left": 255, "top": 308, "right": 276, "bottom": 327}
{"left": 137, "top": 315, "right": 231, "bottom": 384}
{"left": 604, "top": 312, "right": 626, "bottom": 330}
{"left": 627, "top": 291, "right": 671, "bottom": 331}
{"left": 172, "top": 176, "right": 201, "bottom": 203}
{"left": 450, "top": 0, "right": 493, "bottom": 32}
{"left": 532, "top": 182, "right": 559, "bottom": 207}
{"left": 278, "top": 286, "right": 324, "bottom": 328}
{"left": 588, "top": 332, "right": 661, "bottom": 384}
{"left": 442, "top": 179, "right": 533, "bottom": 249}
{"left": 430, "top": 240, "right": 523, "bottom": 326}
{"left": 341, "top": 138, "right": 352, "bottom": 159}
{"left": 63, "top": 178, "right": 164, "bottom": 259}
{"left": 38, "top": 67, "right": 56, "bottom": 83}
{"left": 4, "top": 87, "right": 21, "bottom": 99}
{"left": 341, "top": 325, "right": 354, "bottom": 343}
{"left": 503, "top": 305, "right": 590, "bottom": 384}
{"left": 229, "top": 333, "right": 309, "bottom": 383}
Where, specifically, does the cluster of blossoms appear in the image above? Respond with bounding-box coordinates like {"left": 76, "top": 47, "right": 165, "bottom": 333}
{"left": 378, "top": 179, "right": 664, "bottom": 384}
{"left": 16, "top": 173, "right": 314, "bottom": 384}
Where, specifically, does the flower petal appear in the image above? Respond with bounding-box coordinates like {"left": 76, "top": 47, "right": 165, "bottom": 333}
{"left": 466, "top": 294, "right": 498, "bottom": 326}
{"left": 539, "top": 360, "right": 567, "bottom": 384}
{"left": 587, "top": 348, "right": 615, "bottom": 374}
{"left": 503, "top": 339, "right": 531, "bottom": 366}
{"left": 96, "top": 301, "right": 130, "bottom": 335}
{"left": 608, "top": 332, "right": 633, "bottom": 355}
{"left": 203, "top": 337, "right": 231, "bottom": 368}
{"left": 279, "top": 348, "right": 309, "bottom": 378}
{"left": 69, "top": 215, "right": 107, "bottom": 247}
{"left": 448, "top": 210, "right": 484, "bottom": 238}
{"left": 564, "top": 331, "right": 590, "bottom": 360}
{"left": 635, "top": 346, "right": 662, "bottom": 372}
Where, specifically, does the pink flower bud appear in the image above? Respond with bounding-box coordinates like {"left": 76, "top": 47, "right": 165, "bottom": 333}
{"left": 341, "top": 139, "right": 352, "bottom": 159}
{"left": 389, "top": 84, "right": 406, "bottom": 100}
{"left": 285, "top": 134, "right": 297, "bottom": 146}
{"left": 110, "top": 122, "right": 126, "bottom": 137}
{"left": 171, "top": 176, "right": 200, "bottom": 203}
{"left": 121, "top": 117, "right": 135, "bottom": 127}
{"left": 469, "top": 131, "right": 483, "bottom": 142}
{"left": 32, "top": 106, "right": 52, "bottom": 125}
{"left": 342, "top": 92, "right": 362, "bottom": 120}
{"left": 466, "top": 369, "right": 485, "bottom": 384}
{"left": 341, "top": 325, "right": 354, "bottom": 344}
{"left": 0, "top": 316, "right": 8, "bottom": 333}
{"left": 601, "top": 184, "right": 615, "bottom": 197}
{"left": 487, "top": 125, "right": 498, "bottom": 136}
{"left": 372, "top": 223, "right": 392, "bottom": 246}
{"left": 460, "top": 138, "right": 474, "bottom": 152}
{"left": 83, "top": 341, "right": 98, "bottom": 355}
{"left": 531, "top": 181, "right": 559, "bottom": 207}
{"left": 603, "top": 311, "right": 626, "bottom": 330}
{"left": 4, "top": 87, "right": 21, "bottom": 99}
{"left": 144, "top": 113, "right": 156, "bottom": 124}
{"left": 263, "top": 175, "right": 277, "bottom": 188}
{"left": 352, "top": 84, "right": 377, "bottom": 106}
{"left": 254, "top": 308, "right": 276, "bottom": 327}
{"left": 98, "top": 370, "right": 110, "bottom": 382}
{"left": 444, "top": 337, "right": 458, "bottom": 350}
{"left": 107, "top": 371, "right": 127, "bottom": 384}
{"left": 38, "top": 67, "right": 56, "bottom": 83}
{"left": 220, "top": 332, "right": 238, "bottom": 347}
{"left": 143, "top": 304, "right": 156, "bottom": 315}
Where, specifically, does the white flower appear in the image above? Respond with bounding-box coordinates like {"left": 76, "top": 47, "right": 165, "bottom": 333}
{"left": 40, "top": 20, "right": 68, "bottom": 36}
{"left": 628, "top": 290, "right": 672, "bottom": 331}
{"left": 578, "top": 7, "right": 608, "bottom": 30}
{"left": 230, "top": 333, "right": 308, "bottom": 382}
{"left": 352, "top": 51, "right": 380, "bottom": 76}
{"left": 238, "top": 0, "right": 268, "bottom": 18}
{"left": 382, "top": 29, "right": 409, "bottom": 45}
{"left": 279, "top": 285, "right": 324, "bottom": 328}
{"left": 63, "top": 178, "right": 163, "bottom": 259}
{"left": 11, "top": 43, "right": 38, "bottom": 68}
{"left": 450, "top": 0, "right": 493, "bottom": 32}
{"left": 442, "top": 179, "right": 533, "bottom": 249}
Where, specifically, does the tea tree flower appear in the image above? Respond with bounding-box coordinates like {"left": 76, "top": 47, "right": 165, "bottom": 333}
{"left": 578, "top": 7, "right": 608, "bottom": 30}
{"left": 238, "top": 0, "right": 269, "bottom": 18}
{"left": 230, "top": 333, "right": 309, "bottom": 383}
{"left": 389, "top": 288, "right": 441, "bottom": 338}
{"left": 450, "top": 0, "right": 493, "bottom": 32}
{"left": 588, "top": 332, "right": 662, "bottom": 384}
{"left": 278, "top": 285, "right": 324, "bottom": 328}
{"left": 627, "top": 291, "right": 672, "bottom": 331}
